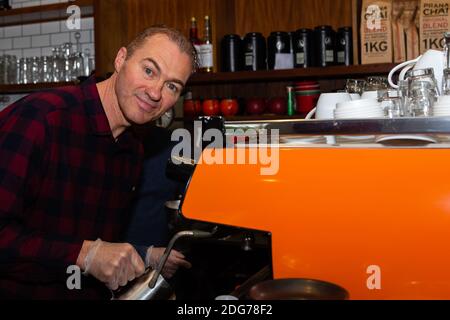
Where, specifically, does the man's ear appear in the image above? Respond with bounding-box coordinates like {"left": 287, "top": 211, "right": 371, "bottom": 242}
{"left": 114, "top": 47, "right": 127, "bottom": 73}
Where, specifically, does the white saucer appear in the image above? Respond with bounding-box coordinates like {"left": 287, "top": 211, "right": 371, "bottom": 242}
{"left": 338, "top": 135, "right": 374, "bottom": 140}
{"left": 336, "top": 135, "right": 375, "bottom": 144}
{"left": 375, "top": 134, "right": 437, "bottom": 144}
{"left": 279, "top": 135, "right": 326, "bottom": 145}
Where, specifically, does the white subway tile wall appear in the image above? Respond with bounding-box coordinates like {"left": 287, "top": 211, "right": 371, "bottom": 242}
{"left": 11, "top": 0, "right": 68, "bottom": 10}
{"left": 5, "top": 26, "right": 21, "bottom": 37}
{"left": 0, "top": 0, "right": 95, "bottom": 59}
{"left": 23, "top": 47, "right": 41, "bottom": 57}
{"left": 13, "top": 37, "right": 31, "bottom": 49}
{"left": 22, "top": 23, "right": 41, "bottom": 36}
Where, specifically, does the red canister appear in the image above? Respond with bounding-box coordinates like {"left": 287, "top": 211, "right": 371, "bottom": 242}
{"left": 294, "top": 81, "right": 320, "bottom": 116}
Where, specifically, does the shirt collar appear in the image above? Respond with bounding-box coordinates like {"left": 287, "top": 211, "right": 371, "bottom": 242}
{"left": 81, "top": 76, "right": 113, "bottom": 136}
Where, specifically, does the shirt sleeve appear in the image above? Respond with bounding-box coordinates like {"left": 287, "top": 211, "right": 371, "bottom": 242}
{"left": 0, "top": 104, "right": 83, "bottom": 282}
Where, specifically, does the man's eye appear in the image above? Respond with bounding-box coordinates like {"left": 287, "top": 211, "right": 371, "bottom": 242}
{"left": 144, "top": 67, "right": 153, "bottom": 76}
{"left": 166, "top": 83, "right": 179, "bottom": 93}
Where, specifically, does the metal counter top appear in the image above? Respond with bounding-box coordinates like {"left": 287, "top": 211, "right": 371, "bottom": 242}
{"left": 224, "top": 117, "right": 450, "bottom": 135}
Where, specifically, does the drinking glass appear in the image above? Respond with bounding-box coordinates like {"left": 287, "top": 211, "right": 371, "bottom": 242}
{"left": 406, "top": 68, "right": 439, "bottom": 98}
{"left": 442, "top": 68, "right": 450, "bottom": 95}
{"left": 345, "top": 79, "right": 366, "bottom": 95}
{"left": 0, "top": 56, "right": 5, "bottom": 84}
{"left": 40, "top": 56, "right": 53, "bottom": 83}
{"left": 62, "top": 43, "right": 73, "bottom": 82}
{"left": 407, "top": 81, "right": 435, "bottom": 117}
{"left": 31, "top": 56, "right": 40, "bottom": 84}
{"left": 52, "top": 47, "right": 62, "bottom": 82}
{"left": 365, "top": 76, "right": 388, "bottom": 91}
{"left": 71, "top": 52, "right": 84, "bottom": 79}
{"left": 398, "top": 80, "right": 409, "bottom": 116}
{"left": 380, "top": 91, "right": 402, "bottom": 118}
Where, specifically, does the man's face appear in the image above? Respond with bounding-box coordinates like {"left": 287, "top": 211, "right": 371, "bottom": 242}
{"left": 114, "top": 34, "right": 192, "bottom": 125}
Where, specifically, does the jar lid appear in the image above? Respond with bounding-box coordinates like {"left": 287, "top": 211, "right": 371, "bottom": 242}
{"left": 338, "top": 26, "right": 352, "bottom": 32}
{"left": 314, "top": 25, "right": 333, "bottom": 31}
{"left": 270, "top": 31, "right": 289, "bottom": 36}
{"left": 405, "top": 68, "right": 435, "bottom": 78}
{"left": 223, "top": 34, "right": 241, "bottom": 39}
{"left": 295, "top": 28, "right": 313, "bottom": 34}
{"left": 245, "top": 32, "right": 264, "bottom": 38}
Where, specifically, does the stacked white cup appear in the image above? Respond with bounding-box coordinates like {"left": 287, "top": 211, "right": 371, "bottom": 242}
{"left": 309, "top": 92, "right": 354, "bottom": 144}
{"left": 314, "top": 92, "right": 353, "bottom": 119}
{"left": 432, "top": 95, "right": 450, "bottom": 116}
{"left": 333, "top": 98, "right": 383, "bottom": 142}
{"left": 334, "top": 99, "right": 384, "bottom": 119}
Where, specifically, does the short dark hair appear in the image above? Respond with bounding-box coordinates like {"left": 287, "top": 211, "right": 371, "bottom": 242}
{"left": 126, "top": 25, "right": 199, "bottom": 73}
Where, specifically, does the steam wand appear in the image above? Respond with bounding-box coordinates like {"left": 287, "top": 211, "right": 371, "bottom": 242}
{"left": 147, "top": 228, "right": 216, "bottom": 288}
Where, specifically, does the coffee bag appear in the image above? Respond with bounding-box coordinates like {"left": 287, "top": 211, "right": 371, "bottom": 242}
{"left": 419, "top": 0, "right": 450, "bottom": 53}
{"left": 361, "top": 0, "right": 393, "bottom": 64}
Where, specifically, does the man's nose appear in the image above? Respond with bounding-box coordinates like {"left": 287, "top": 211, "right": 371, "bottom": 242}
{"left": 146, "top": 81, "right": 163, "bottom": 101}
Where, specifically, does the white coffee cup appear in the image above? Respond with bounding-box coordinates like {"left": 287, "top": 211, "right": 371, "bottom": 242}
{"left": 432, "top": 102, "right": 450, "bottom": 116}
{"left": 438, "top": 95, "right": 450, "bottom": 104}
{"left": 336, "top": 98, "right": 379, "bottom": 111}
{"left": 305, "top": 92, "right": 360, "bottom": 119}
{"left": 388, "top": 49, "right": 445, "bottom": 93}
{"left": 350, "top": 93, "right": 361, "bottom": 100}
{"left": 334, "top": 99, "right": 383, "bottom": 119}
{"left": 361, "top": 90, "right": 379, "bottom": 100}
{"left": 304, "top": 92, "right": 352, "bottom": 145}
{"left": 313, "top": 92, "right": 352, "bottom": 119}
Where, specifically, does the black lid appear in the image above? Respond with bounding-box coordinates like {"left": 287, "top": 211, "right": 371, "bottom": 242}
{"left": 269, "top": 31, "right": 289, "bottom": 36}
{"left": 223, "top": 34, "right": 242, "bottom": 39}
{"left": 295, "top": 28, "right": 313, "bottom": 34}
{"left": 244, "top": 32, "right": 264, "bottom": 38}
{"left": 314, "top": 25, "right": 333, "bottom": 31}
{"left": 338, "top": 26, "right": 352, "bottom": 32}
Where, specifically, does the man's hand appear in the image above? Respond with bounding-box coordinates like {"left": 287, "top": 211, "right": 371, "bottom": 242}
{"left": 146, "top": 247, "right": 192, "bottom": 279}
{"left": 76, "top": 239, "right": 145, "bottom": 290}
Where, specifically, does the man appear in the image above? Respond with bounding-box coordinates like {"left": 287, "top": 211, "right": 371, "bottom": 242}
{"left": 0, "top": 26, "right": 194, "bottom": 299}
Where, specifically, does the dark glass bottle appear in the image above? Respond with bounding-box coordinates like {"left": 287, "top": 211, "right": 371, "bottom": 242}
{"left": 199, "top": 15, "right": 214, "bottom": 73}
{"left": 189, "top": 17, "right": 201, "bottom": 46}
{"left": 0, "top": 0, "right": 11, "bottom": 10}
{"left": 189, "top": 17, "right": 201, "bottom": 69}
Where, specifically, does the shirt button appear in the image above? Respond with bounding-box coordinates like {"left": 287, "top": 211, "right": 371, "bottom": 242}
{"left": 131, "top": 186, "right": 136, "bottom": 192}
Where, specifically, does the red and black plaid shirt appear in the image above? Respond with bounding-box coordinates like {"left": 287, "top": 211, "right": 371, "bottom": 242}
{"left": 0, "top": 77, "right": 143, "bottom": 299}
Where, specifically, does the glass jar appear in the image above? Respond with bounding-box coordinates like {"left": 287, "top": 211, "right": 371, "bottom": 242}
{"left": 405, "top": 68, "right": 439, "bottom": 99}
{"left": 314, "top": 25, "right": 335, "bottom": 67}
{"left": 243, "top": 32, "right": 266, "bottom": 71}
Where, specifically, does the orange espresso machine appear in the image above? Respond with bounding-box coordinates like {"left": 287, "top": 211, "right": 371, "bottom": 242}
{"left": 179, "top": 117, "right": 450, "bottom": 299}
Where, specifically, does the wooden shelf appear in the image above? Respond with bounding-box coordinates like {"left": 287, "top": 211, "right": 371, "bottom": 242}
{"left": 223, "top": 114, "right": 304, "bottom": 121}
{"left": 0, "top": 0, "right": 93, "bottom": 27}
{"left": 188, "top": 63, "right": 397, "bottom": 85}
{"left": 182, "top": 115, "right": 308, "bottom": 123}
{"left": 0, "top": 81, "right": 78, "bottom": 93}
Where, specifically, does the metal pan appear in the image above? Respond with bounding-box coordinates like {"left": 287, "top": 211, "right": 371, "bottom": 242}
{"left": 248, "top": 278, "right": 349, "bottom": 300}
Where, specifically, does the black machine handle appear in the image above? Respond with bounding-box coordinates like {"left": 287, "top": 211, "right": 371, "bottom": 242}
{"left": 165, "top": 116, "right": 225, "bottom": 183}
